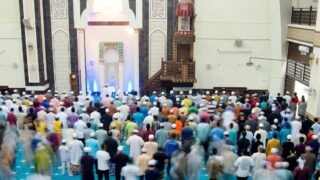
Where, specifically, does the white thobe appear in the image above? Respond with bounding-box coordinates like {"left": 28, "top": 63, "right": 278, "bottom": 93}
{"left": 254, "top": 129, "right": 268, "bottom": 147}
{"left": 291, "top": 121, "right": 302, "bottom": 141}
{"left": 126, "top": 135, "right": 144, "bottom": 162}
{"left": 118, "top": 105, "right": 130, "bottom": 121}
{"left": 69, "top": 139, "right": 84, "bottom": 165}
{"left": 56, "top": 112, "right": 68, "bottom": 129}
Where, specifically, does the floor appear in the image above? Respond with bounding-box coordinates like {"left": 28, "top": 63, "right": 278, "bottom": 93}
{"left": 13, "top": 142, "right": 211, "bottom": 180}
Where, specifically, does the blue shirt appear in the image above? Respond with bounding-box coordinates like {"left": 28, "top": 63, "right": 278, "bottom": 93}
{"left": 0, "top": 111, "right": 6, "bottom": 122}
{"left": 140, "top": 106, "right": 149, "bottom": 117}
{"left": 155, "top": 129, "right": 169, "bottom": 148}
{"left": 133, "top": 112, "right": 144, "bottom": 127}
{"left": 165, "top": 139, "right": 179, "bottom": 157}
{"left": 85, "top": 138, "right": 100, "bottom": 157}
{"left": 209, "top": 127, "right": 224, "bottom": 142}
{"left": 280, "top": 128, "right": 291, "bottom": 144}
{"left": 228, "top": 129, "right": 238, "bottom": 144}
{"left": 268, "top": 130, "right": 280, "bottom": 140}
{"left": 181, "top": 127, "right": 193, "bottom": 144}
{"left": 196, "top": 123, "right": 210, "bottom": 142}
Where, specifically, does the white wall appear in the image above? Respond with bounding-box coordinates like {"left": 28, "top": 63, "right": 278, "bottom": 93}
{"left": 292, "top": 0, "right": 318, "bottom": 8}
{"left": 193, "top": 0, "right": 290, "bottom": 96}
{"left": 0, "top": 0, "right": 25, "bottom": 88}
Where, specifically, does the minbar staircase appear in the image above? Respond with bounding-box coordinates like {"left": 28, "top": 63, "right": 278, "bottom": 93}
{"left": 140, "top": 70, "right": 165, "bottom": 95}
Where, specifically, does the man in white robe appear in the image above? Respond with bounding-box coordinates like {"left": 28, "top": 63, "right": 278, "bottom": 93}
{"left": 126, "top": 130, "right": 144, "bottom": 163}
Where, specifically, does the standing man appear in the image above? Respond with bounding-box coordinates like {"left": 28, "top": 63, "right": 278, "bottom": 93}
{"left": 96, "top": 144, "right": 111, "bottom": 180}
{"left": 113, "top": 146, "right": 130, "bottom": 180}
{"left": 80, "top": 147, "right": 95, "bottom": 180}
{"left": 126, "top": 129, "right": 145, "bottom": 163}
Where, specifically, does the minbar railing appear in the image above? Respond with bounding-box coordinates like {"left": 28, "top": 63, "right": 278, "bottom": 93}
{"left": 160, "top": 61, "right": 196, "bottom": 83}
{"left": 291, "top": 6, "right": 317, "bottom": 25}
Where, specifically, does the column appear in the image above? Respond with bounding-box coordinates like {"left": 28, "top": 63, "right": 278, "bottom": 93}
{"left": 134, "top": 28, "right": 140, "bottom": 91}
{"left": 119, "top": 62, "right": 124, "bottom": 93}
{"left": 306, "top": 2, "right": 320, "bottom": 117}
{"left": 77, "top": 29, "right": 86, "bottom": 93}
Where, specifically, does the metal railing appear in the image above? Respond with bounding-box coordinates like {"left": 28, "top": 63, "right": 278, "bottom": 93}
{"left": 291, "top": 6, "right": 317, "bottom": 25}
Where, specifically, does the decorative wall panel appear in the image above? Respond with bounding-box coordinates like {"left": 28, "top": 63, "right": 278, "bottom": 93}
{"left": 149, "top": 0, "right": 167, "bottom": 78}
{"left": 50, "top": 0, "right": 71, "bottom": 91}
{"left": 53, "top": 30, "right": 71, "bottom": 92}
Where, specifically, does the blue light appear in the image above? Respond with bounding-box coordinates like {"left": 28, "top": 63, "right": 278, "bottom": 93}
{"left": 93, "top": 80, "right": 98, "bottom": 92}
{"left": 127, "top": 80, "right": 133, "bottom": 92}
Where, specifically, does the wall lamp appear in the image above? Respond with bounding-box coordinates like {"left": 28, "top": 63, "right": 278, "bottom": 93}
{"left": 246, "top": 56, "right": 286, "bottom": 66}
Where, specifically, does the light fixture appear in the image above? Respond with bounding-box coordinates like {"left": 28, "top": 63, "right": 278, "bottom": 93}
{"left": 246, "top": 60, "right": 254, "bottom": 66}
{"left": 246, "top": 56, "right": 285, "bottom": 66}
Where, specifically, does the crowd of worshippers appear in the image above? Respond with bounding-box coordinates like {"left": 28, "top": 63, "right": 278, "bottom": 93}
{"left": 0, "top": 88, "right": 319, "bottom": 180}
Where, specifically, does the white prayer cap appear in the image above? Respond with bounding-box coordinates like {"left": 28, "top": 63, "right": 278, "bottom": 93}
{"left": 306, "top": 146, "right": 313, "bottom": 151}
{"left": 259, "top": 123, "right": 264, "bottom": 128}
{"left": 202, "top": 95, "right": 206, "bottom": 99}
{"left": 161, "top": 92, "right": 165, "bottom": 95}
{"left": 220, "top": 96, "right": 224, "bottom": 100}
{"left": 117, "top": 146, "right": 124, "bottom": 152}
{"left": 59, "top": 102, "right": 64, "bottom": 105}
{"left": 275, "top": 162, "right": 282, "bottom": 169}
{"left": 258, "top": 116, "right": 264, "bottom": 121}
{"left": 47, "top": 90, "right": 51, "bottom": 93}
{"left": 181, "top": 102, "right": 185, "bottom": 106}
{"left": 145, "top": 97, "right": 149, "bottom": 101}
{"left": 29, "top": 102, "right": 33, "bottom": 106}
{"left": 245, "top": 125, "right": 251, "bottom": 130}
{"left": 312, "top": 135, "right": 318, "bottom": 140}
{"left": 231, "top": 91, "right": 235, "bottom": 95}
{"left": 34, "top": 95, "right": 38, "bottom": 98}
{"left": 115, "top": 96, "right": 119, "bottom": 99}
{"left": 295, "top": 116, "right": 301, "bottom": 120}
{"left": 113, "top": 114, "right": 119, "bottom": 119}
{"left": 259, "top": 111, "right": 265, "bottom": 115}
{"left": 206, "top": 91, "right": 210, "bottom": 95}
{"left": 281, "top": 162, "right": 289, "bottom": 168}
{"left": 271, "top": 107, "right": 276, "bottom": 111}
{"left": 105, "top": 108, "right": 110, "bottom": 113}
{"left": 148, "top": 111, "right": 152, "bottom": 115}
{"left": 222, "top": 91, "right": 226, "bottom": 94}
{"left": 148, "top": 160, "right": 157, "bottom": 166}
{"left": 245, "top": 98, "right": 249, "bottom": 102}
{"left": 224, "top": 131, "right": 229, "bottom": 135}
{"left": 61, "top": 139, "right": 67, "bottom": 144}
{"left": 285, "top": 108, "right": 290, "bottom": 112}
{"left": 55, "top": 115, "right": 59, "bottom": 119}
{"left": 79, "top": 91, "right": 83, "bottom": 95}
{"left": 189, "top": 90, "right": 192, "bottom": 94}
{"left": 141, "top": 148, "right": 147, "bottom": 153}
{"left": 215, "top": 90, "right": 218, "bottom": 94}
{"left": 148, "top": 135, "right": 154, "bottom": 140}
{"left": 171, "top": 124, "right": 176, "bottom": 128}
{"left": 153, "top": 91, "right": 156, "bottom": 94}
{"left": 70, "top": 91, "right": 74, "bottom": 95}
{"left": 271, "top": 125, "right": 277, "bottom": 130}
{"left": 116, "top": 107, "right": 120, "bottom": 111}
{"left": 82, "top": 108, "right": 86, "bottom": 112}
{"left": 286, "top": 91, "right": 290, "bottom": 95}
{"left": 176, "top": 98, "right": 180, "bottom": 102}
{"left": 274, "top": 118, "right": 278, "bottom": 123}
{"left": 122, "top": 100, "right": 127, "bottom": 104}
{"left": 135, "top": 96, "right": 140, "bottom": 101}
{"left": 72, "top": 133, "right": 78, "bottom": 138}
{"left": 189, "top": 116, "right": 194, "bottom": 121}
{"left": 143, "top": 101, "right": 147, "bottom": 105}
{"left": 256, "top": 102, "right": 259, "bottom": 106}
{"left": 170, "top": 90, "right": 174, "bottom": 94}
{"left": 84, "top": 147, "right": 91, "bottom": 153}
{"left": 133, "top": 129, "right": 139, "bottom": 133}
{"left": 271, "top": 148, "right": 278, "bottom": 154}
{"left": 153, "top": 102, "right": 157, "bottom": 106}
{"left": 180, "top": 91, "right": 183, "bottom": 95}
{"left": 287, "top": 135, "right": 292, "bottom": 140}
{"left": 99, "top": 123, "right": 103, "bottom": 128}
{"left": 90, "top": 132, "right": 95, "bottom": 138}
{"left": 13, "top": 89, "right": 17, "bottom": 93}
